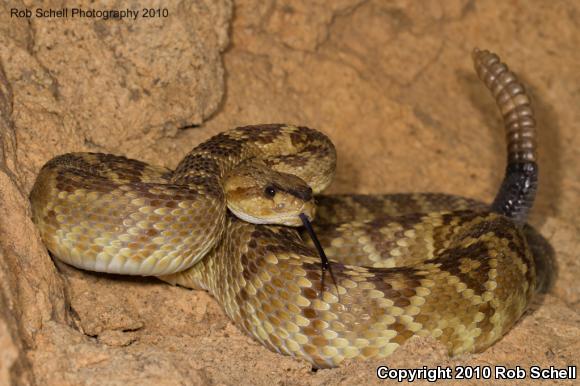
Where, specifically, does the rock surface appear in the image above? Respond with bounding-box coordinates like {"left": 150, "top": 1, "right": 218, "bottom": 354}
{"left": 1, "top": 0, "right": 579, "bottom": 385}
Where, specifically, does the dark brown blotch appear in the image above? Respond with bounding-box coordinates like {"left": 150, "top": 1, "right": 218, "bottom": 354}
{"left": 302, "top": 287, "right": 318, "bottom": 299}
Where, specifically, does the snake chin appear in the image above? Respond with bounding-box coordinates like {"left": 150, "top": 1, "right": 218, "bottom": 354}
{"left": 226, "top": 200, "right": 315, "bottom": 227}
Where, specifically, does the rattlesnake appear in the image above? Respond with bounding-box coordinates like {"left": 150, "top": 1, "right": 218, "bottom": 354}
{"left": 30, "top": 49, "right": 538, "bottom": 368}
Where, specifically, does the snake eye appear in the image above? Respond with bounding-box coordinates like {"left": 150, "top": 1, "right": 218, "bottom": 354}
{"left": 264, "top": 186, "right": 276, "bottom": 198}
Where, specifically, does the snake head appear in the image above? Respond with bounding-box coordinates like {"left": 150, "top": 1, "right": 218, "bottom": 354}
{"left": 224, "top": 162, "right": 315, "bottom": 226}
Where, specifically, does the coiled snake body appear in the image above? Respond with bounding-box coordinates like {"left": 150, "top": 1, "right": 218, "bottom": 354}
{"left": 30, "top": 50, "right": 539, "bottom": 368}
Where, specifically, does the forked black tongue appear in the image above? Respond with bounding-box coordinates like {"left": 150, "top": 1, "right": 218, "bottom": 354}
{"left": 299, "top": 213, "right": 338, "bottom": 296}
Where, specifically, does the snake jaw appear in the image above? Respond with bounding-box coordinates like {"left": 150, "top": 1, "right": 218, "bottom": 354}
{"left": 225, "top": 199, "right": 315, "bottom": 227}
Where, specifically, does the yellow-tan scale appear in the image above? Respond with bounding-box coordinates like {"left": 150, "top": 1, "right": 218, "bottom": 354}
{"left": 164, "top": 194, "right": 535, "bottom": 368}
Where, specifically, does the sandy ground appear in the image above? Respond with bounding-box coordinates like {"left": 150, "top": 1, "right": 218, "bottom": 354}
{"left": 0, "top": 1, "right": 578, "bottom": 385}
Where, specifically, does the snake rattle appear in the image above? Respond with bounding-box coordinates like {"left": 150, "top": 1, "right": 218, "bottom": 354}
{"left": 31, "top": 49, "right": 538, "bottom": 368}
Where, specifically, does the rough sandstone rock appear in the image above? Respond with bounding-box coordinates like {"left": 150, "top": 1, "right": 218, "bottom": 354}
{"left": 1, "top": 0, "right": 579, "bottom": 385}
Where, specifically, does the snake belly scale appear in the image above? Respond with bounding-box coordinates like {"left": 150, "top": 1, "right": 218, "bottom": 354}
{"left": 30, "top": 49, "right": 539, "bottom": 368}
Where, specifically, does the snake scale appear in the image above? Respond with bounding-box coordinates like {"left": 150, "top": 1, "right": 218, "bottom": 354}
{"left": 30, "top": 49, "right": 539, "bottom": 368}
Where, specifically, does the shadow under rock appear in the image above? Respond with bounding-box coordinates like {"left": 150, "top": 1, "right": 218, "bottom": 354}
{"left": 521, "top": 223, "right": 557, "bottom": 320}
{"left": 524, "top": 224, "right": 557, "bottom": 296}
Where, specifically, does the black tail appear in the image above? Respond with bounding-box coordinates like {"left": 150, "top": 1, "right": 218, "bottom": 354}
{"left": 473, "top": 49, "right": 538, "bottom": 225}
